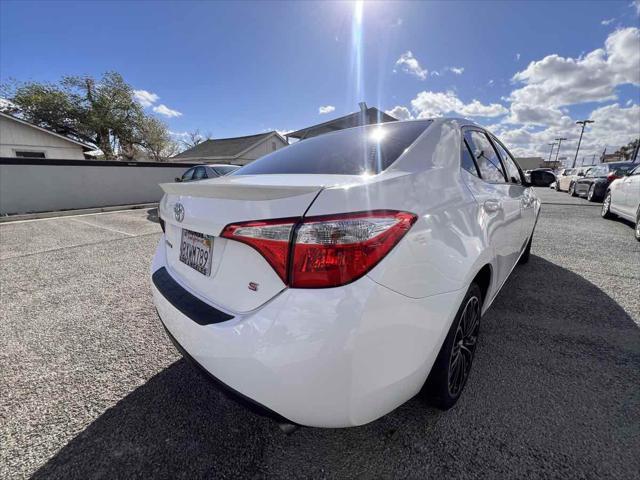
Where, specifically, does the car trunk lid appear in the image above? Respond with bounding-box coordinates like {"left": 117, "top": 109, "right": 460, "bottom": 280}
{"left": 158, "top": 174, "right": 358, "bottom": 313}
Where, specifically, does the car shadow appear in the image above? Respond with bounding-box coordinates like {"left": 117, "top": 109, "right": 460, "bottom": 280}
{"left": 32, "top": 255, "right": 640, "bottom": 479}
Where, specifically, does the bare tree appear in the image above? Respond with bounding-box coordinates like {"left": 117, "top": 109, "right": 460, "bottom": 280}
{"left": 181, "top": 129, "right": 212, "bottom": 150}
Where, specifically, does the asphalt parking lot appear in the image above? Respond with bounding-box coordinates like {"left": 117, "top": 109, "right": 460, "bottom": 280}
{"left": 1, "top": 188, "right": 639, "bottom": 480}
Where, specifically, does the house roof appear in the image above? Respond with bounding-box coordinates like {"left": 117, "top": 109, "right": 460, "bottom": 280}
{"left": 0, "top": 111, "right": 94, "bottom": 151}
{"left": 286, "top": 106, "right": 397, "bottom": 140}
{"left": 173, "top": 131, "right": 283, "bottom": 160}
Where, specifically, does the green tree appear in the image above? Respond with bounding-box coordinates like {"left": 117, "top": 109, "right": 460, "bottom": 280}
{"left": 1, "top": 71, "right": 174, "bottom": 161}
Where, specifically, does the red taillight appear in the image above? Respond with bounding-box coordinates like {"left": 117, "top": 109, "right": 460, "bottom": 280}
{"left": 221, "top": 211, "right": 417, "bottom": 288}
{"left": 607, "top": 172, "right": 620, "bottom": 181}
{"left": 221, "top": 218, "right": 297, "bottom": 283}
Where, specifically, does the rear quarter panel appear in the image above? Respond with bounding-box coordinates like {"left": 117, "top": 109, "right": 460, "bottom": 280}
{"left": 304, "top": 120, "right": 494, "bottom": 299}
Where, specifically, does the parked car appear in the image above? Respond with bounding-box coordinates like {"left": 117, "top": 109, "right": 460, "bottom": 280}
{"left": 556, "top": 167, "right": 588, "bottom": 191}
{"left": 601, "top": 164, "right": 640, "bottom": 241}
{"left": 175, "top": 164, "right": 240, "bottom": 182}
{"left": 528, "top": 168, "right": 556, "bottom": 187}
{"left": 152, "top": 119, "right": 540, "bottom": 428}
{"left": 570, "top": 162, "right": 636, "bottom": 201}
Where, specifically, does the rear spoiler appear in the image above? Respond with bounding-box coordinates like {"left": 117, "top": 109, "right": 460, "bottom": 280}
{"left": 160, "top": 180, "right": 321, "bottom": 201}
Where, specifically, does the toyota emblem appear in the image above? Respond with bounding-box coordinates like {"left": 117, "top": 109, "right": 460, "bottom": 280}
{"left": 174, "top": 203, "right": 185, "bottom": 222}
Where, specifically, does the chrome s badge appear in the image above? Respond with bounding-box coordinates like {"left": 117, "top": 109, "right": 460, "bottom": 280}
{"left": 174, "top": 203, "right": 185, "bottom": 223}
{"left": 248, "top": 282, "right": 259, "bottom": 291}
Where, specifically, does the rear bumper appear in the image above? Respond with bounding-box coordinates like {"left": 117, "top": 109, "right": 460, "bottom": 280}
{"left": 151, "top": 237, "right": 465, "bottom": 427}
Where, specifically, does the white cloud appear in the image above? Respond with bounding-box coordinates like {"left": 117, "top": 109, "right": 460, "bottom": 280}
{"left": 632, "top": 0, "right": 640, "bottom": 15}
{"left": 385, "top": 105, "right": 414, "bottom": 121}
{"left": 153, "top": 104, "right": 182, "bottom": 117}
{"left": 601, "top": 18, "right": 615, "bottom": 25}
{"left": 449, "top": 66, "right": 464, "bottom": 75}
{"left": 133, "top": 89, "right": 159, "bottom": 108}
{"left": 488, "top": 79, "right": 495, "bottom": 86}
{"left": 515, "top": 53, "right": 521, "bottom": 61}
{"left": 410, "top": 90, "right": 508, "bottom": 118}
{"left": 494, "top": 103, "right": 640, "bottom": 161}
{"left": 509, "top": 27, "right": 640, "bottom": 108}
{"left": 394, "top": 51, "right": 428, "bottom": 80}
{"left": 505, "top": 103, "right": 573, "bottom": 128}
{"left": 318, "top": 105, "right": 336, "bottom": 115}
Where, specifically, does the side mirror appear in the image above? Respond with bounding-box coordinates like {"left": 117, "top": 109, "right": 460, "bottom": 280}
{"left": 175, "top": 177, "right": 182, "bottom": 182}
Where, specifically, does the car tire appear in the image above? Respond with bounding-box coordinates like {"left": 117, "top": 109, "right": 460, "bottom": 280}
{"left": 601, "top": 192, "right": 614, "bottom": 219}
{"left": 423, "top": 283, "right": 482, "bottom": 410}
{"left": 587, "top": 184, "right": 598, "bottom": 202}
{"left": 569, "top": 183, "right": 577, "bottom": 196}
{"left": 635, "top": 214, "right": 640, "bottom": 242}
{"left": 555, "top": 182, "right": 561, "bottom": 191}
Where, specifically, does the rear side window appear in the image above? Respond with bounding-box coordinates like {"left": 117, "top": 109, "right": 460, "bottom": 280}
{"left": 461, "top": 140, "right": 480, "bottom": 177}
{"left": 464, "top": 130, "right": 507, "bottom": 183}
{"left": 213, "top": 165, "right": 239, "bottom": 175}
{"left": 233, "top": 121, "right": 432, "bottom": 176}
{"left": 492, "top": 137, "right": 521, "bottom": 184}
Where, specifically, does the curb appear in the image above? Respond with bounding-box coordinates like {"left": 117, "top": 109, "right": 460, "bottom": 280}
{"left": 0, "top": 203, "right": 158, "bottom": 223}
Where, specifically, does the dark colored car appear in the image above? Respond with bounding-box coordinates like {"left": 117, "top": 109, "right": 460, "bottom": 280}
{"left": 175, "top": 164, "right": 240, "bottom": 182}
{"left": 528, "top": 168, "right": 556, "bottom": 187}
{"left": 570, "top": 162, "right": 636, "bottom": 202}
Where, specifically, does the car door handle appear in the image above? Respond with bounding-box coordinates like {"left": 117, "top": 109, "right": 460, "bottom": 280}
{"left": 483, "top": 199, "right": 502, "bottom": 213}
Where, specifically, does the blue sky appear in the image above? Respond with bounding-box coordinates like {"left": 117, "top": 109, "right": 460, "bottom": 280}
{"left": 1, "top": 0, "right": 639, "bottom": 162}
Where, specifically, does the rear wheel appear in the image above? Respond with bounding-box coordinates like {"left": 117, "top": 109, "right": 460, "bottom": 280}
{"left": 424, "top": 284, "right": 482, "bottom": 410}
{"left": 635, "top": 214, "right": 640, "bottom": 242}
{"left": 569, "top": 183, "right": 577, "bottom": 197}
{"left": 555, "top": 182, "right": 561, "bottom": 191}
{"left": 587, "top": 184, "right": 597, "bottom": 202}
{"left": 601, "top": 192, "right": 614, "bottom": 219}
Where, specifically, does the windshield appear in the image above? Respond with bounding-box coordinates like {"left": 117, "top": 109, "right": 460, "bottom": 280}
{"left": 233, "top": 121, "right": 431, "bottom": 176}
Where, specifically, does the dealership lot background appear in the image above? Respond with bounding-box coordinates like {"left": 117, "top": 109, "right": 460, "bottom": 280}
{"left": 1, "top": 188, "right": 638, "bottom": 479}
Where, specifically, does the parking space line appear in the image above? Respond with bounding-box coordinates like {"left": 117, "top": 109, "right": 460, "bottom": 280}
{"left": 68, "top": 217, "right": 135, "bottom": 237}
{"left": 0, "top": 232, "right": 160, "bottom": 261}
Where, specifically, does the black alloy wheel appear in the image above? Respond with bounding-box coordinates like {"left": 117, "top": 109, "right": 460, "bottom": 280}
{"left": 447, "top": 295, "right": 481, "bottom": 397}
{"left": 569, "top": 183, "right": 577, "bottom": 196}
{"left": 587, "top": 184, "right": 596, "bottom": 202}
{"left": 423, "top": 283, "right": 482, "bottom": 410}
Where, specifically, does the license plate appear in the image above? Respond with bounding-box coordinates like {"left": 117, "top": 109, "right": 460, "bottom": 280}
{"left": 179, "top": 229, "right": 214, "bottom": 276}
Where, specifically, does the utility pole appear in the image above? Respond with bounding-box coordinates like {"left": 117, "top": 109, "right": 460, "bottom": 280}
{"left": 572, "top": 120, "right": 594, "bottom": 168}
{"left": 554, "top": 137, "right": 567, "bottom": 165}
{"left": 548, "top": 142, "right": 556, "bottom": 163}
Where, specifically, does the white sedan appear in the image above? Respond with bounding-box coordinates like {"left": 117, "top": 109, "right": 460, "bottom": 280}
{"left": 151, "top": 118, "right": 540, "bottom": 428}
{"left": 601, "top": 163, "right": 640, "bottom": 240}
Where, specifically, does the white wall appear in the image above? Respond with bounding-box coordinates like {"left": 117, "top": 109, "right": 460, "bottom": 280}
{"left": 0, "top": 163, "right": 193, "bottom": 215}
{"left": 0, "top": 116, "right": 86, "bottom": 160}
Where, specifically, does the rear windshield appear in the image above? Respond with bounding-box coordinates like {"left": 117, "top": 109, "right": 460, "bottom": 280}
{"left": 610, "top": 163, "right": 634, "bottom": 173}
{"left": 213, "top": 165, "right": 239, "bottom": 175}
{"left": 233, "top": 120, "right": 431, "bottom": 176}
